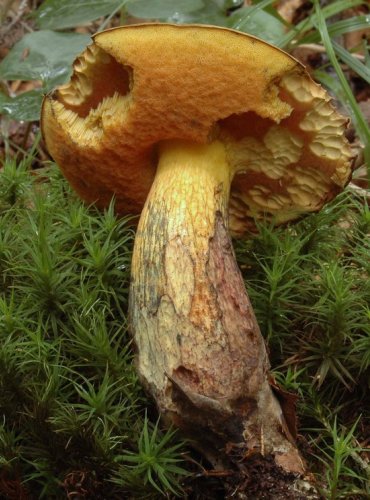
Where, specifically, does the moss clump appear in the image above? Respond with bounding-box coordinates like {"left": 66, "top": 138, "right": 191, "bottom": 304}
{"left": 0, "top": 159, "right": 187, "bottom": 499}
{"left": 0, "top": 157, "right": 369, "bottom": 498}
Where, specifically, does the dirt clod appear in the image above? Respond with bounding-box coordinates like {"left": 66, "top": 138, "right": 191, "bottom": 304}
{"left": 224, "top": 454, "right": 311, "bottom": 500}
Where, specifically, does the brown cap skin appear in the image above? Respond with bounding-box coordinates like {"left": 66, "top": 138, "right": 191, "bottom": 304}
{"left": 41, "top": 24, "right": 353, "bottom": 234}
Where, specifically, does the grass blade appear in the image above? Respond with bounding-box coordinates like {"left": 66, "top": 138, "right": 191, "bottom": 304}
{"left": 300, "top": 15, "right": 370, "bottom": 45}
{"left": 333, "top": 42, "right": 370, "bottom": 85}
{"left": 277, "top": 0, "right": 365, "bottom": 48}
{"left": 313, "top": 0, "right": 370, "bottom": 174}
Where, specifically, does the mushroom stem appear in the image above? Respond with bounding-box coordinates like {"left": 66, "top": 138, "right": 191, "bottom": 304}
{"left": 130, "top": 139, "right": 304, "bottom": 473}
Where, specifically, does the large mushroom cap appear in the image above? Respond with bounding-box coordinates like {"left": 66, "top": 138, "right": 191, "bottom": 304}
{"left": 42, "top": 24, "right": 353, "bottom": 234}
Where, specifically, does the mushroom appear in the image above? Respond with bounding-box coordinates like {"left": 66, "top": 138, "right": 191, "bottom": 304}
{"left": 41, "top": 24, "right": 353, "bottom": 474}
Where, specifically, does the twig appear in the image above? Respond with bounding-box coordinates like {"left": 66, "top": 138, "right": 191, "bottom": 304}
{"left": 297, "top": 43, "right": 365, "bottom": 61}
{"left": 21, "top": 122, "right": 32, "bottom": 153}
{"left": 350, "top": 449, "right": 370, "bottom": 478}
{"left": 0, "top": 0, "right": 15, "bottom": 24}
{"left": 0, "top": 0, "right": 28, "bottom": 37}
{"left": 346, "top": 182, "right": 370, "bottom": 200}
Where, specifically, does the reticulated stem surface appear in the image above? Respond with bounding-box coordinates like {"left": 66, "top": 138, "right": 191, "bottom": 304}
{"left": 129, "top": 140, "right": 304, "bottom": 473}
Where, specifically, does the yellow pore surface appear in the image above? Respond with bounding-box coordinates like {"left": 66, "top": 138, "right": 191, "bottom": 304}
{"left": 42, "top": 25, "right": 296, "bottom": 212}
{"left": 42, "top": 24, "right": 353, "bottom": 233}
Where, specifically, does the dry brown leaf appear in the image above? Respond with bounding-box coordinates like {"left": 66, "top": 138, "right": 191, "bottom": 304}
{"left": 343, "top": 7, "right": 370, "bottom": 52}
{"left": 277, "top": 0, "right": 306, "bottom": 24}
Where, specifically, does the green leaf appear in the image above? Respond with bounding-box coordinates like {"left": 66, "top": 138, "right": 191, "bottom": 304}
{"left": 230, "top": 0, "right": 275, "bottom": 29}
{"left": 229, "top": 6, "right": 285, "bottom": 45}
{"left": 0, "top": 90, "right": 43, "bottom": 122}
{"left": 251, "top": 0, "right": 288, "bottom": 25}
{"left": 165, "top": 0, "right": 228, "bottom": 25}
{"left": 126, "top": 0, "right": 204, "bottom": 19}
{"left": 0, "top": 30, "right": 90, "bottom": 89}
{"left": 34, "top": 0, "right": 126, "bottom": 30}
{"left": 123, "top": 0, "right": 228, "bottom": 26}
{"left": 224, "top": 0, "right": 244, "bottom": 10}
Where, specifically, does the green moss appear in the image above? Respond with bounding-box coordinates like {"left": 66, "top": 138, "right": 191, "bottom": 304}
{"left": 0, "top": 158, "right": 369, "bottom": 497}
{"left": 0, "top": 159, "right": 187, "bottom": 498}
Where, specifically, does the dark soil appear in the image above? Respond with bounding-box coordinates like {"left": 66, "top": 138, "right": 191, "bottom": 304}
{"left": 182, "top": 452, "right": 318, "bottom": 500}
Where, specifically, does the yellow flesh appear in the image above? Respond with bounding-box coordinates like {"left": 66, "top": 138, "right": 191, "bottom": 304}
{"left": 131, "top": 140, "right": 241, "bottom": 395}
{"left": 132, "top": 139, "right": 232, "bottom": 322}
